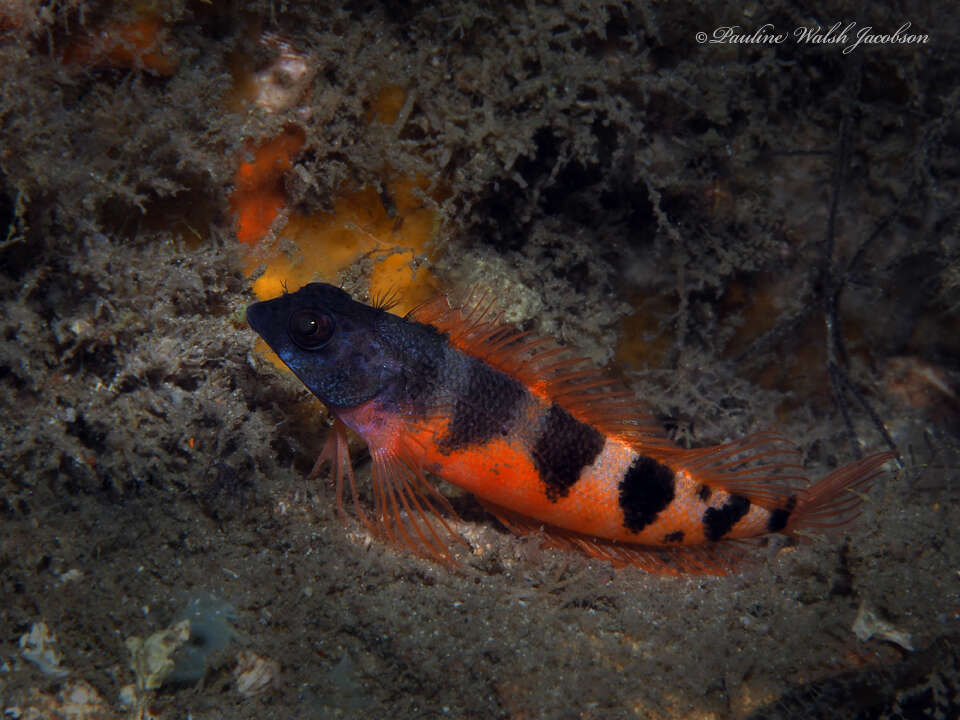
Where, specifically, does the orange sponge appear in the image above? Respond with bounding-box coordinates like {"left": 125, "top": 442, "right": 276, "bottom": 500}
{"left": 366, "top": 85, "right": 408, "bottom": 125}
{"left": 62, "top": 15, "right": 175, "bottom": 75}
{"left": 230, "top": 82, "right": 440, "bottom": 320}
{"left": 248, "top": 174, "right": 440, "bottom": 315}
{"left": 231, "top": 127, "right": 306, "bottom": 246}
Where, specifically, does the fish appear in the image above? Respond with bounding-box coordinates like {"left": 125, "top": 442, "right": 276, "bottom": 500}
{"left": 246, "top": 282, "right": 896, "bottom": 574}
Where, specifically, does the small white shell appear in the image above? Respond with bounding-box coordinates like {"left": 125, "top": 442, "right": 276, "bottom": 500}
{"left": 853, "top": 601, "right": 914, "bottom": 651}
{"left": 234, "top": 650, "right": 280, "bottom": 696}
{"left": 19, "top": 622, "right": 68, "bottom": 678}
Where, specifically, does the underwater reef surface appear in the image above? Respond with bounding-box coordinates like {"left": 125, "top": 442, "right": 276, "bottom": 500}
{"left": 1, "top": 1, "right": 958, "bottom": 718}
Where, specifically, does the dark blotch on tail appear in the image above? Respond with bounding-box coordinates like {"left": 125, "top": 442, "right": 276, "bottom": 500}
{"left": 766, "top": 495, "right": 798, "bottom": 533}
{"left": 532, "top": 404, "right": 604, "bottom": 501}
{"left": 439, "top": 359, "right": 526, "bottom": 450}
{"left": 619, "top": 455, "right": 676, "bottom": 533}
{"left": 703, "top": 495, "right": 751, "bottom": 541}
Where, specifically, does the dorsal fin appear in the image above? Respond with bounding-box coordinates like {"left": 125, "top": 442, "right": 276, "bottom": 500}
{"left": 660, "top": 431, "right": 808, "bottom": 510}
{"left": 407, "top": 292, "right": 673, "bottom": 452}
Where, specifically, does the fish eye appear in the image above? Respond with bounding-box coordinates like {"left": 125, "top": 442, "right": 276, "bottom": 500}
{"left": 287, "top": 309, "right": 334, "bottom": 350}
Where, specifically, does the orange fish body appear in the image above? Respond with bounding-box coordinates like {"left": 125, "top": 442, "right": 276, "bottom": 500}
{"left": 247, "top": 283, "right": 894, "bottom": 574}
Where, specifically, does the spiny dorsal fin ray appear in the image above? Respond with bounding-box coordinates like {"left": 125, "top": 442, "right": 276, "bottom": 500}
{"left": 407, "top": 293, "right": 671, "bottom": 451}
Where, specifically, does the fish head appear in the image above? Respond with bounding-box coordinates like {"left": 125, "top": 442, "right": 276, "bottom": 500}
{"left": 246, "top": 283, "right": 393, "bottom": 408}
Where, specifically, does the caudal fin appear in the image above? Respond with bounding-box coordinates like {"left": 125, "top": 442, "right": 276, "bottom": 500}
{"left": 786, "top": 451, "right": 897, "bottom": 533}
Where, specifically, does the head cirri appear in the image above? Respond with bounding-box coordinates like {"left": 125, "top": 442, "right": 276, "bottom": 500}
{"left": 246, "top": 283, "right": 399, "bottom": 408}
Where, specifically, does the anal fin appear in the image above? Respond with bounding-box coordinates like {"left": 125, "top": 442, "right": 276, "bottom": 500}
{"left": 478, "top": 500, "right": 750, "bottom": 576}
